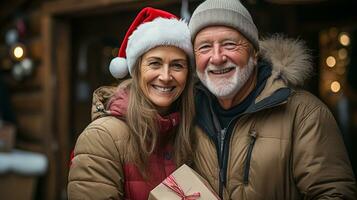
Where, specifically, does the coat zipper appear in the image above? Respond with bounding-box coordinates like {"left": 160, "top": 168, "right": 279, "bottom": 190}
{"left": 218, "top": 128, "right": 226, "bottom": 197}
{"left": 219, "top": 128, "right": 226, "bottom": 161}
{"left": 217, "top": 103, "right": 284, "bottom": 196}
{"left": 243, "top": 130, "right": 257, "bottom": 185}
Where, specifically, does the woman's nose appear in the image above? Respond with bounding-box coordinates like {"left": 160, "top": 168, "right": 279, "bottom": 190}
{"left": 158, "top": 66, "right": 172, "bottom": 81}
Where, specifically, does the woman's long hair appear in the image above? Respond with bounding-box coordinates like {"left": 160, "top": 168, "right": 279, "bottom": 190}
{"left": 126, "top": 55, "right": 195, "bottom": 178}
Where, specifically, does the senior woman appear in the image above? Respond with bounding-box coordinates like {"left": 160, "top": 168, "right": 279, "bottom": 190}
{"left": 68, "top": 7, "right": 195, "bottom": 200}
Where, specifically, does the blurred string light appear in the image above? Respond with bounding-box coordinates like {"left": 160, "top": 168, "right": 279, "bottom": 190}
{"left": 12, "top": 58, "right": 34, "bottom": 80}
{"left": 21, "top": 58, "right": 34, "bottom": 75}
{"left": 10, "top": 43, "right": 26, "bottom": 61}
{"left": 13, "top": 45, "right": 24, "bottom": 59}
{"left": 5, "top": 29, "right": 18, "bottom": 45}
{"left": 339, "top": 32, "right": 350, "bottom": 46}
{"left": 319, "top": 28, "right": 352, "bottom": 107}
{"left": 330, "top": 81, "right": 341, "bottom": 93}
{"left": 338, "top": 48, "right": 348, "bottom": 60}
{"left": 2, "top": 17, "right": 36, "bottom": 81}
{"left": 12, "top": 63, "right": 23, "bottom": 80}
{"left": 326, "top": 56, "right": 336, "bottom": 68}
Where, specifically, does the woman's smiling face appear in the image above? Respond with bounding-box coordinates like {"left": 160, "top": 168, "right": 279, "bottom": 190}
{"left": 139, "top": 46, "right": 188, "bottom": 113}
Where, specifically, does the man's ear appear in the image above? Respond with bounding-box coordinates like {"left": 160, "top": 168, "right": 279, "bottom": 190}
{"left": 253, "top": 50, "right": 259, "bottom": 65}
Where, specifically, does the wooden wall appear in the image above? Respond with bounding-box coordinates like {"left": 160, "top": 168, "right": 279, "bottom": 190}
{"left": 0, "top": 2, "right": 56, "bottom": 199}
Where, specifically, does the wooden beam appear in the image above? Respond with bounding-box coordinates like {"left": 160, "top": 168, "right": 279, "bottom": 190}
{"left": 54, "top": 18, "right": 71, "bottom": 198}
{"left": 41, "top": 14, "right": 57, "bottom": 200}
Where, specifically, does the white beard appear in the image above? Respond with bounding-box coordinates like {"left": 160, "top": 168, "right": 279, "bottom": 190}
{"left": 196, "top": 57, "right": 255, "bottom": 99}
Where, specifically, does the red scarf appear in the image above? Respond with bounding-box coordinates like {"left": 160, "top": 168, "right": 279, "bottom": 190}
{"left": 108, "top": 88, "right": 180, "bottom": 134}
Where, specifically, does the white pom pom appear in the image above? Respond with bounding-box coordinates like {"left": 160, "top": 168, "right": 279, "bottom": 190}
{"left": 109, "top": 57, "right": 129, "bottom": 79}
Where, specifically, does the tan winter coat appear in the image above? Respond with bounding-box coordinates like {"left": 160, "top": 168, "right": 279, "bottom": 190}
{"left": 68, "top": 84, "right": 180, "bottom": 200}
{"left": 67, "top": 86, "right": 128, "bottom": 199}
{"left": 193, "top": 37, "right": 357, "bottom": 199}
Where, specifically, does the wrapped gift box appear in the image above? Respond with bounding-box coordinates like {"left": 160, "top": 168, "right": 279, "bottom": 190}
{"left": 148, "top": 164, "right": 220, "bottom": 200}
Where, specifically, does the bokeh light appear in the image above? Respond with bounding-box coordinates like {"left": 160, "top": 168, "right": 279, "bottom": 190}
{"left": 326, "top": 56, "right": 336, "bottom": 68}
{"left": 13, "top": 46, "right": 24, "bottom": 59}
{"left": 330, "top": 81, "right": 341, "bottom": 93}
{"left": 339, "top": 33, "right": 350, "bottom": 46}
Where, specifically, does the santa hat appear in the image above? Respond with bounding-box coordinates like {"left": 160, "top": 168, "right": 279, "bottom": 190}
{"left": 109, "top": 7, "right": 193, "bottom": 79}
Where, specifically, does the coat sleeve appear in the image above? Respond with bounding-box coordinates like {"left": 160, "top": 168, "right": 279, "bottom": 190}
{"left": 293, "top": 102, "right": 357, "bottom": 199}
{"left": 68, "top": 120, "right": 125, "bottom": 200}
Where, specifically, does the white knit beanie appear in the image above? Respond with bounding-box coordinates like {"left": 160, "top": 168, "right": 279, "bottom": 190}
{"left": 189, "top": 0, "right": 259, "bottom": 50}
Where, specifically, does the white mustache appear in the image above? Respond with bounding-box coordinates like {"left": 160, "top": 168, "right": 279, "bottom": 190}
{"left": 205, "top": 61, "right": 239, "bottom": 72}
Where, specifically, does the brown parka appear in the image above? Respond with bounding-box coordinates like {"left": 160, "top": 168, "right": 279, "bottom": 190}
{"left": 192, "top": 37, "right": 357, "bottom": 199}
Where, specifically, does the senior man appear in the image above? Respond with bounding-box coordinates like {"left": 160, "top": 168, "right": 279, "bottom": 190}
{"left": 189, "top": 0, "right": 357, "bottom": 199}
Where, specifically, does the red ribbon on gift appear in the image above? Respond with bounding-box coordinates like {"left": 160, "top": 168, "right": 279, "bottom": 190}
{"left": 162, "top": 175, "right": 201, "bottom": 200}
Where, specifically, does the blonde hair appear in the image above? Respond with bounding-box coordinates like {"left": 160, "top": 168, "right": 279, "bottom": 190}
{"left": 125, "top": 55, "right": 195, "bottom": 178}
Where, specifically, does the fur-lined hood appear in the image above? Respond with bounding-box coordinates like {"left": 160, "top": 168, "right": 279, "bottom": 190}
{"left": 259, "top": 35, "right": 313, "bottom": 87}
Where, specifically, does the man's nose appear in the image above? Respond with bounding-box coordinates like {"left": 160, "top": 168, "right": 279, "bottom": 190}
{"left": 210, "top": 44, "right": 226, "bottom": 66}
